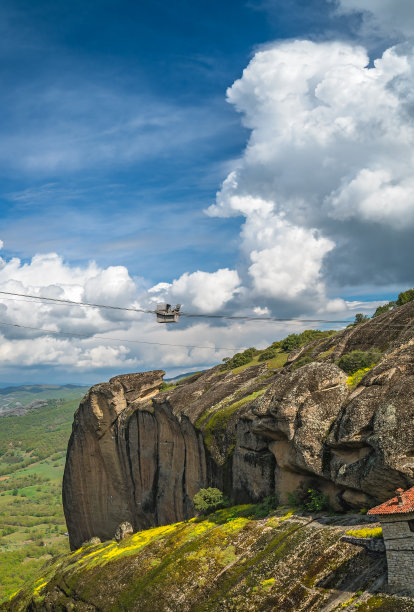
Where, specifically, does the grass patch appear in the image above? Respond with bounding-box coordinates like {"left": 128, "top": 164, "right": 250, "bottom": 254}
{"left": 345, "top": 527, "right": 382, "bottom": 538}
{"left": 266, "top": 352, "right": 288, "bottom": 369}
{"left": 9, "top": 503, "right": 393, "bottom": 611}
{"left": 231, "top": 351, "right": 288, "bottom": 374}
{"left": 231, "top": 355, "right": 261, "bottom": 374}
{"left": 202, "top": 388, "right": 267, "bottom": 450}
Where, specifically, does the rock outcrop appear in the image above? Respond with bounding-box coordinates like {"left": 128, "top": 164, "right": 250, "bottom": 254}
{"left": 63, "top": 301, "right": 414, "bottom": 549}
{"left": 63, "top": 371, "right": 209, "bottom": 550}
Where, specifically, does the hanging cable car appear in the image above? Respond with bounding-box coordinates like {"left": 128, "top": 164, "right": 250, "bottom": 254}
{"left": 155, "top": 303, "right": 181, "bottom": 323}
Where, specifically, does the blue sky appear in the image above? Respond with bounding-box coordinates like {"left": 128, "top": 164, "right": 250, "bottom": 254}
{"left": 0, "top": 0, "right": 413, "bottom": 383}
{"left": 0, "top": 0, "right": 358, "bottom": 279}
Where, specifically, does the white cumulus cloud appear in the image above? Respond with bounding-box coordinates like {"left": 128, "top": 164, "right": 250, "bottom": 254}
{"left": 149, "top": 268, "right": 241, "bottom": 313}
{"left": 248, "top": 217, "right": 334, "bottom": 300}
{"left": 208, "top": 38, "right": 414, "bottom": 303}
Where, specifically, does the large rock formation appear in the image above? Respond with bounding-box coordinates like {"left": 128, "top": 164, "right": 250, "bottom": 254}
{"left": 63, "top": 301, "right": 414, "bottom": 549}
{"left": 63, "top": 371, "right": 209, "bottom": 549}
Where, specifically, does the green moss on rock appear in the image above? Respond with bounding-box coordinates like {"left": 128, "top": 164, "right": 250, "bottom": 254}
{"left": 5, "top": 506, "right": 413, "bottom": 612}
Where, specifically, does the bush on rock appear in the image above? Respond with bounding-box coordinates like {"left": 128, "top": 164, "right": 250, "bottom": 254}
{"left": 337, "top": 348, "right": 382, "bottom": 374}
{"left": 193, "top": 488, "right": 230, "bottom": 515}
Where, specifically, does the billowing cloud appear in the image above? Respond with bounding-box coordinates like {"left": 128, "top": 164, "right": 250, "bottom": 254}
{"left": 149, "top": 268, "right": 241, "bottom": 313}
{"left": 247, "top": 217, "right": 334, "bottom": 300}
{"left": 0, "top": 250, "right": 142, "bottom": 348}
{"left": 0, "top": 238, "right": 384, "bottom": 382}
{"left": 207, "top": 39, "right": 414, "bottom": 304}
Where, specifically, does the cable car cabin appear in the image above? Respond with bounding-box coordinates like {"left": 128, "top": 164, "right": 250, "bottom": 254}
{"left": 155, "top": 303, "right": 181, "bottom": 323}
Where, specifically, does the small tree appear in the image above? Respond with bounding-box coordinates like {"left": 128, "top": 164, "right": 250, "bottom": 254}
{"left": 193, "top": 488, "right": 230, "bottom": 515}
{"left": 258, "top": 347, "right": 279, "bottom": 362}
{"left": 221, "top": 348, "right": 259, "bottom": 371}
{"left": 353, "top": 313, "right": 369, "bottom": 325}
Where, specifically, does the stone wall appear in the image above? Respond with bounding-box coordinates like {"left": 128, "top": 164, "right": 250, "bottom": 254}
{"left": 381, "top": 512, "right": 414, "bottom": 589}
{"left": 340, "top": 535, "right": 385, "bottom": 554}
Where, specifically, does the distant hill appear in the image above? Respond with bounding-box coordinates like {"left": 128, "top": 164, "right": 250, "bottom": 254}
{"left": 0, "top": 384, "right": 89, "bottom": 395}
{"left": 164, "top": 370, "right": 204, "bottom": 384}
{"left": 0, "top": 384, "right": 90, "bottom": 417}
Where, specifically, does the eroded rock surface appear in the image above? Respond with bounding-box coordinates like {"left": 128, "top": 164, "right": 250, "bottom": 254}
{"left": 63, "top": 371, "right": 208, "bottom": 549}
{"left": 251, "top": 362, "right": 349, "bottom": 506}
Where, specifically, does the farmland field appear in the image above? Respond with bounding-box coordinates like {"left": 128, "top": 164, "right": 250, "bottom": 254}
{"left": 0, "top": 387, "right": 88, "bottom": 602}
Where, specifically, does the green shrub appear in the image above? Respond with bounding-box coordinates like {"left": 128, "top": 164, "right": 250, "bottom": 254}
{"left": 221, "top": 348, "right": 259, "bottom": 371}
{"left": 258, "top": 347, "right": 279, "bottom": 362}
{"left": 281, "top": 334, "right": 303, "bottom": 352}
{"left": 303, "top": 488, "right": 330, "bottom": 512}
{"left": 337, "top": 348, "right": 382, "bottom": 374}
{"left": 372, "top": 302, "right": 396, "bottom": 318}
{"left": 1, "top": 526, "right": 17, "bottom": 537}
{"left": 372, "top": 288, "right": 414, "bottom": 318}
{"left": 281, "top": 330, "right": 336, "bottom": 353}
{"left": 193, "top": 488, "right": 230, "bottom": 514}
{"left": 287, "top": 487, "right": 330, "bottom": 512}
{"left": 353, "top": 313, "right": 369, "bottom": 325}
{"left": 396, "top": 288, "right": 414, "bottom": 306}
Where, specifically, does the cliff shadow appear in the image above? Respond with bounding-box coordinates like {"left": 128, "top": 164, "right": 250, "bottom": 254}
{"left": 315, "top": 547, "right": 387, "bottom": 595}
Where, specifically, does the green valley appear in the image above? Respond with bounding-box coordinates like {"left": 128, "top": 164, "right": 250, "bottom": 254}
{"left": 0, "top": 388, "right": 88, "bottom": 602}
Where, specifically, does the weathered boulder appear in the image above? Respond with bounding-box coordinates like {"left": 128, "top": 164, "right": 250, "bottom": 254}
{"left": 114, "top": 521, "right": 133, "bottom": 542}
{"left": 81, "top": 536, "right": 101, "bottom": 547}
{"left": 63, "top": 367, "right": 276, "bottom": 549}
{"left": 340, "top": 535, "right": 386, "bottom": 554}
{"left": 249, "top": 337, "right": 414, "bottom": 509}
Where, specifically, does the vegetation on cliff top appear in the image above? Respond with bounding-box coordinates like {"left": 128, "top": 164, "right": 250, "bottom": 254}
{"left": 220, "top": 329, "right": 337, "bottom": 373}
{"left": 346, "top": 527, "right": 383, "bottom": 539}
{"left": 373, "top": 288, "right": 414, "bottom": 318}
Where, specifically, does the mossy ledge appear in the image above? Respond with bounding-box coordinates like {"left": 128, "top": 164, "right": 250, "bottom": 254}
{"left": 5, "top": 505, "right": 413, "bottom": 611}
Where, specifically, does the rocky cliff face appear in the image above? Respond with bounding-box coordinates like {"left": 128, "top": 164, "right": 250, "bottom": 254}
{"left": 63, "top": 301, "right": 414, "bottom": 549}
{"left": 63, "top": 371, "right": 209, "bottom": 550}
